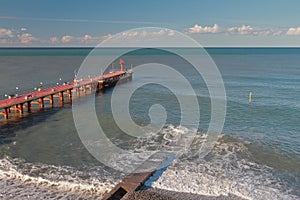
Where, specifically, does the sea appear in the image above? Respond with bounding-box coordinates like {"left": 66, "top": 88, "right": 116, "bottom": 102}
{"left": 0, "top": 47, "right": 299, "bottom": 199}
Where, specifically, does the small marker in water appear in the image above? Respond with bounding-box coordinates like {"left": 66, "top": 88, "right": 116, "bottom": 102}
{"left": 249, "top": 91, "right": 252, "bottom": 103}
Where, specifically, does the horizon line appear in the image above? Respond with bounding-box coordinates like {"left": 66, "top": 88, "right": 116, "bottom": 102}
{"left": 1, "top": 46, "right": 300, "bottom": 48}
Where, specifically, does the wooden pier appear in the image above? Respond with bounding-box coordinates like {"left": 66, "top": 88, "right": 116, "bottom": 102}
{"left": 0, "top": 62, "right": 132, "bottom": 120}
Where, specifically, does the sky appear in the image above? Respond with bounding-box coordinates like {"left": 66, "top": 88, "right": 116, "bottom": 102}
{"left": 1, "top": 0, "right": 300, "bottom": 47}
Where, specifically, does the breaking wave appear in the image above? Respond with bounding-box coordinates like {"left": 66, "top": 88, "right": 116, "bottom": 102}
{"left": 151, "top": 126, "right": 299, "bottom": 200}
{"left": 0, "top": 157, "right": 120, "bottom": 199}
{"left": 0, "top": 125, "right": 299, "bottom": 200}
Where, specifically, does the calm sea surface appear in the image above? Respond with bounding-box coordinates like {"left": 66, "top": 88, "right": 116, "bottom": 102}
{"left": 0, "top": 48, "right": 299, "bottom": 199}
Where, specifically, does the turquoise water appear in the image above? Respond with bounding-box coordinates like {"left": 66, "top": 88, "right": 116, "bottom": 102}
{"left": 0, "top": 48, "right": 299, "bottom": 199}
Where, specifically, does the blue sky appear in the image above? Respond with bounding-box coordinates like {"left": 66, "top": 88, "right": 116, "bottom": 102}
{"left": 1, "top": 0, "right": 300, "bottom": 46}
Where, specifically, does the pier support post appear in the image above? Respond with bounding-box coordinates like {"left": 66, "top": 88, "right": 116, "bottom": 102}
{"left": 50, "top": 94, "right": 54, "bottom": 107}
{"left": 27, "top": 101, "right": 31, "bottom": 112}
{"left": 67, "top": 89, "right": 72, "bottom": 101}
{"left": 39, "top": 97, "right": 44, "bottom": 109}
{"left": 19, "top": 103, "right": 24, "bottom": 116}
{"left": 4, "top": 107, "right": 9, "bottom": 119}
{"left": 59, "top": 91, "right": 64, "bottom": 103}
{"left": 98, "top": 81, "right": 103, "bottom": 90}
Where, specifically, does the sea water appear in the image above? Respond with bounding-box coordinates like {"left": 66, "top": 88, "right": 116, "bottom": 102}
{"left": 0, "top": 48, "right": 299, "bottom": 199}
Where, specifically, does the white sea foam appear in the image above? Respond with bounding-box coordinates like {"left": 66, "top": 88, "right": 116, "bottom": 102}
{"left": 106, "top": 125, "right": 201, "bottom": 173}
{"left": 0, "top": 157, "right": 118, "bottom": 199}
{"left": 151, "top": 133, "right": 298, "bottom": 200}
{"left": 0, "top": 125, "right": 298, "bottom": 199}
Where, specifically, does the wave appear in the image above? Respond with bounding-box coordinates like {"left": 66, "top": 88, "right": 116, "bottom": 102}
{"left": 0, "top": 125, "right": 299, "bottom": 199}
{"left": 0, "top": 157, "right": 119, "bottom": 199}
{"left": 107, "top": 125, "right": 299, "bottom": 199}
{"left": 149, "top": 129, "right": 299, "bottom": 200}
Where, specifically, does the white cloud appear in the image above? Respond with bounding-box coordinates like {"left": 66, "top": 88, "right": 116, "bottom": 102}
{"left": 58, "top": 34, "right": 112, "bottom": 45}
{"left": 168, "top": 30, "right": 175, "bottom": 36}
{"left": 186, "top": 24, "right": 220, "bottom": 34}
{"left": 186, "top": 24, "right": 285, "bottom": 36}
{"left": 119, "top": 29, "right": 175, "bottom": 38}
{"left": 286, "top": 27, "right": 300, "bottom": 35}
{"left": 81, "top": 34, "right": 112, "bottom": 43}
{"left": 154, "top": 29, "right": 175, "bottom": 36}
{"left": 227, "top": 25, "right": 254, "bottom": 35}
{"left": 0, "top": 28, "right": 14, "bottom": 38}
{"left": 79, "top": 34, "right": 100, "bottom": 44}
{"left": 50, "top": 36, "right": 58, "bottom": 43}
{"left": 121, "top": 31, "right": 139, "bottom": 38}
{"left": 21, "top": 27, "right": 27, "bottom": 31}
{"left": 273, "top": 30, "right": 284, "bottom": 36}
{"left": 61, "top": 35, "right": 74, "bottom": 43}
{"left": 257, "top": 30, "right": 272, "bottom": 36}
{"left": 19, "top": 33, "right": 36, "bottom": 44}
{"left": 83, "top": 34, "right": 92, "bottom": 41}
{"left": 227, "top": 25, "right": 288, "bottom": 36}
{"left": 1, "top": 28, "right": 39, "bottom": 45}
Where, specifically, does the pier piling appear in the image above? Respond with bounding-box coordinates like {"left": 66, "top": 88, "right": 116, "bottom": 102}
{"left": 39, "top": 97, "right": 44, "bottom": 109}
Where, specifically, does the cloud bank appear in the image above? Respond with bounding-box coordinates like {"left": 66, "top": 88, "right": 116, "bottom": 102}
{"left": 1, "top": 24, "right": 300, "bottom": 46}
{"left": 186, "top": 24, "right": 286, "bottom": 36}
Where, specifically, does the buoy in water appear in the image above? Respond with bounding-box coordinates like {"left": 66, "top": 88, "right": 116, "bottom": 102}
{"left": 249, "top": 91, "right": 252, "bottom": 103}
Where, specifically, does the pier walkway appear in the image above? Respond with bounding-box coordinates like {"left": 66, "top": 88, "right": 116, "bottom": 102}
{"left": 0, "top": 70, "right": 130, "bottom": 119}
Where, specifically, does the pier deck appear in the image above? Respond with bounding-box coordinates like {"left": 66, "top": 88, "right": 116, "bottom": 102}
{"left": 0, "top": 70, "right": 131, "bottom": 119}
